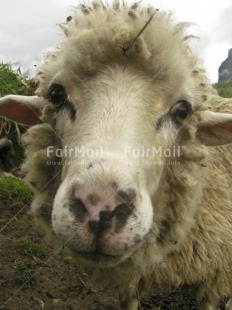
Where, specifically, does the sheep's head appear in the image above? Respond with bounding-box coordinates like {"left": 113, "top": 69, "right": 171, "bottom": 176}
{"left": 1, "top": 2, "right": 232, "bottom": 267}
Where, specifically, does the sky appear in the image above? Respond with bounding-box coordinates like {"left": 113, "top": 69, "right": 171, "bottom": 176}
{"left": 0, "top": 0, "right": 232, "bottom": 83}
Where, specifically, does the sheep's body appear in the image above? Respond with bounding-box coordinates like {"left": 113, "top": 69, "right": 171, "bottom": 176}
{"left": 0, "top": 2, "right": 232, "bottom": 309}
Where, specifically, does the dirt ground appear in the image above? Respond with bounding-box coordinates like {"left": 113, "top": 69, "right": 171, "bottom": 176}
{"left": 0, "top": 178, "right": 227, "bottom": 310}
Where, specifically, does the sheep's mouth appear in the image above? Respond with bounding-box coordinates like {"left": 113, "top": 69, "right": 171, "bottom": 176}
{"left": 72, "top": 250, "right": 123, "bottom": 264}
{"left": 85, "top": 252, "right": 122, "bottom": 262}
{"left": 70, "top": 240, "right": 144, "bottom": 266}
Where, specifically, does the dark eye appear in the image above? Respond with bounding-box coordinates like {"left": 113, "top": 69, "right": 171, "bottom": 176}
{"left": 47, "top": 84, "right": 66, "bottom": 107}
{"left": 170, "top": 100, "right": 192, "bottom": 124}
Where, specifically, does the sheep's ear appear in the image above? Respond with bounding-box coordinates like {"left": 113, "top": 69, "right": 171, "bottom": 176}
{"left": 0, "top": 95, "right": 45, "bottom": 125}
{"left": 196, "top": 110, "right": 232, "bottom": 146}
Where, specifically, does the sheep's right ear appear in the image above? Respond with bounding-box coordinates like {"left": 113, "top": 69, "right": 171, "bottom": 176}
{"left": 0, "top": 95, "right": 45, "bottom": 126}
{"left": 196, "top": 110, "right": 232, "bottom": 146}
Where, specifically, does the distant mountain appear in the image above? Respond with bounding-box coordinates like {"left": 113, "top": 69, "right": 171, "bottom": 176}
{"left": 218, "top": 48, "right": 232, "bottom": 82}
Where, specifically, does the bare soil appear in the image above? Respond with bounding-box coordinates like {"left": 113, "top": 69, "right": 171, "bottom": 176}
{"left": 0, "top": 186, "right": 227, "bottom": 310}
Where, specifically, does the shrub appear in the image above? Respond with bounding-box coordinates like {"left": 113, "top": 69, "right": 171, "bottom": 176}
{"left": 0, "top": 176, "right": 33, "bottom": 203}
{"left": 214, "top": 81, "right": 232, "bottom": 98}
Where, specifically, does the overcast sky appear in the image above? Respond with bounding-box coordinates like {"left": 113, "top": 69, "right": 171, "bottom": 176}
{"left": 0, "top": 0, "right": 232, "bottom": 83}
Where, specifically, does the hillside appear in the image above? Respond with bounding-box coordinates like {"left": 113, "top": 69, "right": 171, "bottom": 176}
{"left": 214, "top": 80, "right": 232, "bottom": 98}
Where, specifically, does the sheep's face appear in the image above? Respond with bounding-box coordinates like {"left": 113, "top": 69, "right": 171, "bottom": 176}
{"left": 1, "top": 63, "right": 232, "bottom": 266}
{"left": 1, "top": 5, "right": 232, "bottom": 269}
{"left": 44, "top": 64, "right": 193, "bottom": 266}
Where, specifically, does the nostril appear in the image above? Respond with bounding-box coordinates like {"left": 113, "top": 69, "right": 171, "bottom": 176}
{"left": 117, "top": 188, "right": 136, "bottom": 204}
{"left": 115, "top": 203, "right": 133, "bottom": 216}
{"left": 70, "top": 198, "right": 88, "bottom": 221}
{"left": 114, "top": 203, "right": 133, "bottom": 228}
{"left": 100, "top": 211, "right": 112, "bottom": 228}
{"left": 100, "top": 211, "right": 112, "bottom": 221}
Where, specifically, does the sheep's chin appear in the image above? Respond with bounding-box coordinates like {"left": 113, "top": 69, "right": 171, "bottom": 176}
{"left": 70, "top": 243, "right": 142, "bottom": 268}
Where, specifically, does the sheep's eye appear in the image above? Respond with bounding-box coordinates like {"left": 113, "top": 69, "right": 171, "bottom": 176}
{"left": 170, "top": 100, "right": 192, "bottom": 124}
{"left": 47, "top": 84, "right": 66, "bottom": 107}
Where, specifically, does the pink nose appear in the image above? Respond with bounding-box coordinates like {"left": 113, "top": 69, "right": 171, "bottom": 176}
{"left": 70, "top": 187, "right": 136, "bottom": 235}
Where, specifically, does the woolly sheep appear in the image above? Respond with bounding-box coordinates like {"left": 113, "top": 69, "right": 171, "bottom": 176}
{"left": 0, "top": 2, "right": 232, "bottom": 309}
{"left": 0, "top": 138, "right": 12, "bottom": 162}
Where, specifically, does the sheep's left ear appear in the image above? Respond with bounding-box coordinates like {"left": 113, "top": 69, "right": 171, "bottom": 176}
{"left": 0, "top": 95, "right": 45, "bottom": 126}
{"left": 196, "top": 110, "right": 232, "bottom": 146}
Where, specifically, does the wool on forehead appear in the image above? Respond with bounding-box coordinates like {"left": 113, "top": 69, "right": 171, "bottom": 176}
{"left": 36, "top": 0, "right": 213, "bottom": 100}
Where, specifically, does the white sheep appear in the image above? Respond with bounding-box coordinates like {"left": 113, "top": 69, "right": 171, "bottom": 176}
{"left": 0, "top": 2, "right": 232, "bottom": 309}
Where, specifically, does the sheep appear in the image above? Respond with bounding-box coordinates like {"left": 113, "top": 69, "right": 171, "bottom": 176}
{"left": 0, "top": 138, "right": 13, "bottom": 164}
{"left": 0, "top": 2, "right": 232, "bottom": 309}
{"left": 0, "top": 114, "right": 31, "bottom": 173}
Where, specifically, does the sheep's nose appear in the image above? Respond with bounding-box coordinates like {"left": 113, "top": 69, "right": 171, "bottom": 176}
{"left": 70, "top": 188, "right": 136, "bottom": 235}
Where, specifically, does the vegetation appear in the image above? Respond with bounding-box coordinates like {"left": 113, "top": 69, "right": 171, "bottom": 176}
{"left": 213, "top": 80, "right": 232, "bottom": 98}
{"left": 10, "top": 240, "right": 46, "bottom": 259}
{"left": 0, "top": 175, "right": 46, "bottom": 289}
{"left": 13, "top": 259, "right": 36, "bottom": 286}
{"left": 0, "top": 176, "right": 33, "bottom": 203}
{"left": 0, "top": 63, "right": 24, "bottom": 96}
{"left": 0, "top": 63, "right": 36, "bottom": 96}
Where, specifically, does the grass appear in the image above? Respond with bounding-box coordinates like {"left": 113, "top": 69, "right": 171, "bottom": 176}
{"left": 0, "top": 63, "right": 23, "bottom": 96}
{"left": 10, "top": 239, "right": 46, "bottom": 259}
{"left": 213, "top": 81, "right": 232, "bottom": 98}
{"left": 13, "top": 259, "right": 36, "bottom": 286}
{"left": 0, "top": 63, "right": 36, "bottom": 96}
{"left": 10, "top": 240, "right": 47, "bottom": 286}
{"left": 0, "top": 176, "right": 34, "bottom": 204}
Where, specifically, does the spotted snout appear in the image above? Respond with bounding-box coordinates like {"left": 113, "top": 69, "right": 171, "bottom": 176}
{"left": 52, "top": 165, "right": 154, "bottom": 265}
{"left": 70, "top": 186, "right": 137, "bottom": 236}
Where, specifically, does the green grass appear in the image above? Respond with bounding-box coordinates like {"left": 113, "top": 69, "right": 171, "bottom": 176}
{"left": 13, "top": 259, "right": 36, "bottom": 285}
{"left": 213, "top": 81, "right": 232, "bottom": 98}
{"left": 10, "top": 240, "right": 47, "bottom": 286}
{"left": 0, "top": 63, "right": 23, "bottom": 96}
{"left": 13, "top": 259, "right": 27, "bottom": 271}
{"left": 10, "top": 239, "right": 46, "bottom": 259}
{"left": 0, "top": 176, "right": 34, "bottom": 203}
{"left": 0, "top": 62, "right": 36, "bottom": 96}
